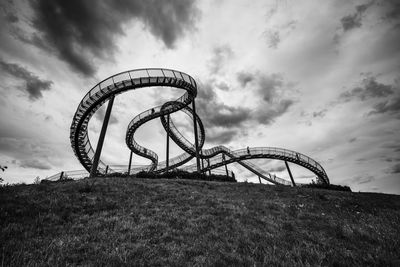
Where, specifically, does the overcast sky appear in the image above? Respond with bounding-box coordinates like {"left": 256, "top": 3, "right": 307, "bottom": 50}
{"left": 0, "top": 0, "right": 399, "bottom": 194}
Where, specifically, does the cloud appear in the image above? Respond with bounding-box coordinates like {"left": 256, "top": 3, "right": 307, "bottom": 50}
{"left": 236, "top": 71, "right": 294, "bottom": 125}
{"left": 350, "top": 174, "right": 375, "bottom": 184}
{"left": 208, "top": 45, "right": 234, "bottom": 74}
{"left": 20, "top": 159, "right": 52, "bottom": 170}
{"left": 0, "top": 59, "right": 52, "bottom": 100}
{"left": 0, "top": 137, "right": 58, "bottom": 170}
{"left": 264, "top": 30, "right": 280, "bottom": 49}
{"left": 312, "top": 109, "right": 327, "bottom": 118}
{"left": 369, "top": 96, "right": 400, "bottom": 116}
{"left": 255, "top": 99, "right": 293, "bottom": 125}
{"left": 340, "top": 2, "right": 374, "bottom": 32}
{"left": 339, "top": 76, "right": 394, "bottom": 102}
{"left": 24, "top": 0, "right": 199, "bottom": 76}
{"left": 196, "top": 81, "right": 251, "bottom": 130}
{"left": 206, "top": 128, "right": 238, "bottom": 144}
{"left": 381, "top": 0, "right": 400, "bottom": 21}
{"left": 349, "top": 137, "right": 357, "bottom": 143}
{"left": 268, "top": 165, "right": 286, "bottom": 172}
{"left": 237, "top": 72, "right": 254, "bottom": 88}
{"left": 391, "top": 163, "right": 400, "bottom": 173}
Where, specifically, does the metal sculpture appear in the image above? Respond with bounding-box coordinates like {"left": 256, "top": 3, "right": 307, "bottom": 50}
{"left": 70, "top": 68, "right": 329, "bottom": 185}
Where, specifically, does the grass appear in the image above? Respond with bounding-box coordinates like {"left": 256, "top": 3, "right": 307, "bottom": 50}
{"left": 1, "top": 177, "right": 400, "bottom": 266}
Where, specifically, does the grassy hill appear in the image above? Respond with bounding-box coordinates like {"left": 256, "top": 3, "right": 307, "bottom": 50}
{"left": 1, "top": 177, "right": 400, "bottom": 266}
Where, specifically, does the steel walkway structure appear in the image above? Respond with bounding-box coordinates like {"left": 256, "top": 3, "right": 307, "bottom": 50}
{"left": 70, "top": 68, "right": 329, "bottom": 185}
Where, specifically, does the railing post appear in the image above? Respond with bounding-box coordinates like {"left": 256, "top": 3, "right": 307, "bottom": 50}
{"left": 192, "top": 99, "right": 201, "bottom": 172}
{"left": 128, "top": 151, "right": 133, "bottom": 175}
{"left": 285, "top": 161, "right": 296, "bottom": 187}
{"left": 90, "top": 95, "right": 115, "bottom": 178}
{"left": 166, "top": 114, "right": 170, "bottom": 173}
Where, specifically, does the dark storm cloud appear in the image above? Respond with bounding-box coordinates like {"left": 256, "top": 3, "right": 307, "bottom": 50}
{"left": 208, "top": 45, "right": 234, "bottom": 74}
{"left": 207, "top": 106, "right": 251, "bottom": 128}
{"left": 206, "top": 129, "right": 238, "bottom": 144}
{"left": 197, "top": 81, "right": 251, "bottom": 129}
{"left": 380, "top": 0, "right": 400, "bottom": 22}
{"left": 340, "top": 2, "right": 374, "bottom": 31}
{"left": 369, "top": 96, "right": 400, "bottom": 115}
{"left": 391, "top": 163, "right": 400, "bottom": 173}
{"left": 237, "top": 71, "right": 294, "bottom": 125}
{"left": 339, "top": 76, "right": 394, "bottom": 102}
{"left": 255, "top": 99, "right": 294, "bottom": 125}
{"left": 195, "top": 80, "right": 251, "bottom": 143}
{"left": 0, "top": 59, "right": 52, "bottom": 100}
{"left": 237, "top": 72, "right": 254, "bottom": 88}
{"left": 20, "top": 159, "right": 52, "bottom": 170}
{"left": 25, "top": 0, "right": 199, "bottom": 76}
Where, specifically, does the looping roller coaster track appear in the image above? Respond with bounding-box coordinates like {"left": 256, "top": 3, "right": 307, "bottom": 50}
{"left": 70, "top": 68, "right": 329, "bottom": 185}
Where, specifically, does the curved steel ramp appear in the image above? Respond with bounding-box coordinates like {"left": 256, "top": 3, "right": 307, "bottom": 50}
{"left": 70, "top": 68, "right": 329, "bottom": 185}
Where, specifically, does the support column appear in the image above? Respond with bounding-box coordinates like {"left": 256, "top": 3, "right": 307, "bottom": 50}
{"left": 90, "top": 95, "right": 115, "bottom": 178}
{"left": 201, "top": 155, "right": 204, "bottom": 172}
{"left": 207, "top": 159, "right": 211, "bottom": 176}
{"left": 285, "top": 161, "right": 296, "bottom": 187}
{"left": 223, "top": 158, "right": 229, "bottom": 176}
{"left": 128, "top": 151, "right": 133, "bottom": 175}
{"left": 166, "top": 114, "right": 170, "bottom": 173}
{"left": 105, "top": 165, "right": 109, "bottom": 175}
{"left": 192, "top": 100, "right": 201, "bottom": 172}
{"left": 258, "top": 176, "right": 262, "bottom": 184}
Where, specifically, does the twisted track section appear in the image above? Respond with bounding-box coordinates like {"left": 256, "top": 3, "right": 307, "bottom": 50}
{"left": 71, "top": 68, "right": 329, "bottom": 185}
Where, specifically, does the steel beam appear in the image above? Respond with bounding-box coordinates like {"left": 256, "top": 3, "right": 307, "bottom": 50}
{"left": 285, "top": 161, "right": 296, "bottom": 187}
{"left": 192, "top": 99, "right": 201, "bottom": 172}
{"left": 90, "top": 95, "right": 115, "bottom": 178}
{"left": 166, "top": 114, "right": 170, "bottom": 173}
{"left": 128, "top": 151, "right": 133, "bottom": 175}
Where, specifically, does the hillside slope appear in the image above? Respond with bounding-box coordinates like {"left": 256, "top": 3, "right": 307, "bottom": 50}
{"left": 1, "top": 177, "right": 400, "bottom": 266}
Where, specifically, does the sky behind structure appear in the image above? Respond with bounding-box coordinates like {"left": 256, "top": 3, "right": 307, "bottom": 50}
{"left": 0, "top": 0, "right": 399, "bottom": 194}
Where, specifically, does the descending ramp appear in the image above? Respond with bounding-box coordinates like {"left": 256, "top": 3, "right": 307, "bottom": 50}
{"left": 70, "top": 68, "right": 329, "bottom": 185}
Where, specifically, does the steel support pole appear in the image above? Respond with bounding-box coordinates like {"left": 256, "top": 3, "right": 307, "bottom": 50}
{"left": 192, "top": 100, "right": 201, "bottom": 172}
{"left": 128, "top": 151, "right": 133, "bottom": 175}
{"left": 90, "top": 95, "right": 115, "bottom": 178}
{"left": 201, "top": 155, "right": 204, "bottom": 172}
{"left": 166, "top": 114, "right": 170, "bottom": 173}
{"left": 105, "top": 165, "right": 109, "bottom": 175}
{"left": 285, "top": 161, "right": 296, "bottom": 187}
{"left": 224, "top": 162, "right": 229, "bottom": 176}
{"left": 207, "top": 159, "right": 211, "bottom": 176}
{"left": 258, "top": 176, "right": 262, "bottom": 184}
